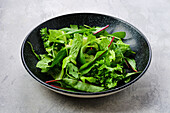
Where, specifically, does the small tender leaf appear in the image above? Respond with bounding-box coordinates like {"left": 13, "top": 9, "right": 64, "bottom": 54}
{"left": 70, "top": 25, "right": 78, "bottom": 30}
{"left": 109, "top": 50, "right": 115, "bottom": 62}
{"left": 40, "top": 28, "right": 48, "bottom": 36}
{"left": 48, "top": 30, "right": 65, "bottom": 42}
{"left": 125, "top": 72, "right": 140, "bottom": 78}
{"left": 40, "top": 28, "right": 48, "bottom": 41}
{"left": 99, "top": 38, "right": 110, "bottom": 50}
{"left": 124, "top": 77, "right": 131, "bottom": 83}
{"left": 116, "top": 39, "right": 130, "bottom": 54}
{"left": 115, "top": 48, "right": 124, "bottom": 63}
{"left": 126, "top": 58, "right": 137, "bottom": 71}
{"left": 108, "top": 32, "right": 126, "bottom": 39}
{"left": 27, "top": 42, "right": 40, "bottom": 60}
{"left": 107, "top": 80, "right": 117, "bottom": 89}
{"left": 36, "top": 55, "right": 53, "bottom": 72}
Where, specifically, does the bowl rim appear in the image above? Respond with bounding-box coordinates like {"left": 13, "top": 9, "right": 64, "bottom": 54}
{"left": 21, "top": 12, "right": 152, "bottom": 96}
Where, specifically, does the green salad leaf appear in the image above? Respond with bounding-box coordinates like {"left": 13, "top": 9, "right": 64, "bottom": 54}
{"left": 28, "top": 25, "right": 140, "bottom": 93}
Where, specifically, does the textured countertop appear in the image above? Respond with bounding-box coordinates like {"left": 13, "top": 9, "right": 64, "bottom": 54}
{"left": 0, "top": 0, "right": 170, "bottom": 113}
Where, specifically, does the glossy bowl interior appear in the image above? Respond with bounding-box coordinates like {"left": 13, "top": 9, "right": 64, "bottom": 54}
{"left": 21, "top": 13, "right": 151, "bottom": 98}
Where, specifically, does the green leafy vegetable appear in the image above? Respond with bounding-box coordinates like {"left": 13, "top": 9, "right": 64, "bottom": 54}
{"left": 126, "top": 58, "right": 138, "bottom": 72}
{"left": 108, "top": 32, "right": 126, "bottom": 39}
{"left": 50, "top": 48, "right": 68, "bottom": 67}
{"left": 36, "top": 55, "right": 52, "bottom": 72}
{"left": 63, "top": 78, "right": 104, "bottom": 92}
{"left": 27, "top": 42, "right": 40, "bottom": 60}
{"left": 29, "top": 25, "right": 140, "bottom": 92}
{"left": 67, "top": 63, "right": 79, "bottom": 79}
{"left": 69, "top": 33, "right": 83, "bottom": 60}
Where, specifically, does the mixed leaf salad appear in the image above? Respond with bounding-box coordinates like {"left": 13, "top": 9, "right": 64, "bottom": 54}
{"left": 28, "top": 25, "right": 140, "bottom": 93}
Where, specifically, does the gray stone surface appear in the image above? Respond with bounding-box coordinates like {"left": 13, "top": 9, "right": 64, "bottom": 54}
{"left": 0, "top": 0, "right": 170, "bottom": 112}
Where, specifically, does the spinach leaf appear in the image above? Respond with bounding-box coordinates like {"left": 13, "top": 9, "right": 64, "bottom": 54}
{"left": 80, "top": 76, "right": 97, "bottom": 83}
{"left": 79, "top": 50, "right": 108, "bottom": 71}
{"left": 107, "top": 32, "right": 126, "bottom": 39}
{"left": 69, "top": 33, "right": 83, "bottom": 60}
{"left": 79, "top": 39, "right": 96, "bottom": 65}
{"left": 67, "top": 63, "right": 79, "bottom": 79}
{"left": 63, "top": 78, "right": 104, "bottom": 92}
{"left": 50, "top": 48, "right": 68, "bottom": 67}
{"left": 126, "top": 58, "right": 137, "bottom": 72}
{"left": 36, "top": 55, "right": 53, "bottom": 72}
{"left": 59, "top": 55, "right": 74, "bottom": 80}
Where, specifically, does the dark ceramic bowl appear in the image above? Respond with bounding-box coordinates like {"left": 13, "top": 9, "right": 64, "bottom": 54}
{"left": 21, "top": 13, "right": 152, "bottom": 98}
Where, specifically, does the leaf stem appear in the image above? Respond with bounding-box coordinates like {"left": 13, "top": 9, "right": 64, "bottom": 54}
{"left": 93, "top": 25, "right": 109, "bottom": 34}
{"left": 45, "top": 80, "right": 59, "bottom": 83}
{"left": 108, "top": 36, "right": 115, "bottom": 48}
{"left": 50, "top": 85, "right": 65, "bottom": 89}
{"left": 124, "top": 59, "right": 130, "bottom": 68}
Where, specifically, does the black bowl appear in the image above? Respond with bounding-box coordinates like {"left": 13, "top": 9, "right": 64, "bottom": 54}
{"left": 21, "top": 13, "right": 152, "bottom": 98}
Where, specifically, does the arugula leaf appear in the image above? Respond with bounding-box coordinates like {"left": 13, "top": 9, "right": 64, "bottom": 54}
{"left": 36, "top": 55, "right": 53, "bottom": 72}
